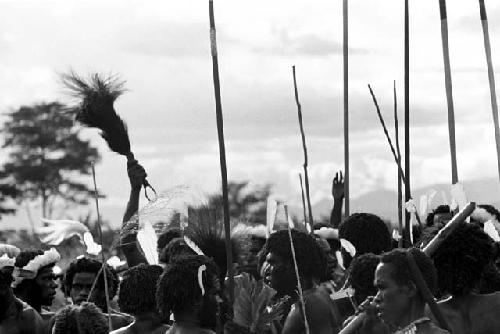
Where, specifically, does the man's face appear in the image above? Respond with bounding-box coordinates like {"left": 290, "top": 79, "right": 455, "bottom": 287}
{"left": 263, "top": 252, "right": 295, "bottom": 296}
{"left": 433, "top": 213, "right": 453, "bottom": 227}
{"left": 69, "top": 272, "right": 96, "bottom": 305}
{"left": 35, "top": 266, "right": 57, "bottom": 306}
{"left": 373, "top": 262, "right": 411, "bottom": 327}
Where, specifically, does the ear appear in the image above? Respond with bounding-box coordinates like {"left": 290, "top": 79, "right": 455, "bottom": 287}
{"left": 403, "top": 281, "right": 418, "bottom": 298}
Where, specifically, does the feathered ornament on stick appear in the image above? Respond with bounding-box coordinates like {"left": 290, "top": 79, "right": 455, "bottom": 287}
{"left": 61, "top": 71, "right": 156, "bottom": 200}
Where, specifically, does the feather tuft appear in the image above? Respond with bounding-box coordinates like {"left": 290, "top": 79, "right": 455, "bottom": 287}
{"left": 137, "top": 221, "right": 159, "bottom": 265}
{"left": 184, "top": 236, "right": 205, "bottom": 256}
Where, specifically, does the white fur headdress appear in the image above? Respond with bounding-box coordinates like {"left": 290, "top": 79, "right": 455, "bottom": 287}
{"left": 12, "top": 248, "right": 60, "bottom": 288}
{"left": 0, "top": 254, "right": 15, "bottom": 269}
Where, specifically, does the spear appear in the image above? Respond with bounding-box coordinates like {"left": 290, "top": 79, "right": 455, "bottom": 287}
{"left": 293, "top": 66, "right": 314, "bottom": 233}
{"left": 368, "top": 85, "right": 423, "bottom": 228}
{"left": 284, "top": 205, "right": 310, "bottom": 334}
{"left": 478, "top": 0, "right": 500, "bottom": 180}
{"left": 90, "top": 163, "right": 112, "bottom": 330}
{"left": 208, "top": 0, "right": 234, "bottom": 312}
{"left": 343, "top": 0, "right": 350, "bottom": 217}
{"left": 404, "top": 0, "right": 412, "bottom": 247}
{"left": 438, "top": 0, "right": 459, "bottom": 184}
{"left": 299, "top": 174, "right": 308, "bottom": 230}
{"left": 394, "top": 81, "right": 403, "bottom": 248}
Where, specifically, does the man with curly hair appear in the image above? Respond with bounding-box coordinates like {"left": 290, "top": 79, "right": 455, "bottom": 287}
{"left": 347, "top": 253, "right": 380, "bottom": 306}
{"left": 261, "top": 229, "right": 342, "bottom": 334}
{"left": 13, "top": 249, "right": 59, "bottom": 320}
{"left": 372, "top": 248, "right": 448, "bottom": 334}
{"left": 62, "top": 256, "right": 132, "bottom": 331}
{"left": 428, "top": 222, "right": 500, "bottom": 333}
{"left": 156, "top": 255, "right": 224, "bottom": 334}
{"left": 111, "top": 264, "right": 169, "bottom": 334}
{"left": 0, "top": 245, "right": 45, "bottom": 334}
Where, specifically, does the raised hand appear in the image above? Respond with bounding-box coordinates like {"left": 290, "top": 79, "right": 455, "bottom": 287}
{"left": 332, "top": 171, "right": 345, "bottom": 200}
{"left": 127, "top": 159, "right": 147, "bottom": 190}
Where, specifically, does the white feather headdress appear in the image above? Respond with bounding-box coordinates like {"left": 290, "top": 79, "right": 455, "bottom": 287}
{"left": 12, "top": 248, "right": 60, "bottom": 288}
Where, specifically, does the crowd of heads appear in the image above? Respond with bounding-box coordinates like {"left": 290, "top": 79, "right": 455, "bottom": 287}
{"left": 1, "top": 198, "right": 500, "bottom": 334}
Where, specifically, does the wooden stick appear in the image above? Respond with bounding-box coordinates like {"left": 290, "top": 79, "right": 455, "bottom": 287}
{"left": 284, "top": 205, "right": 310, "bottom": 334}
{"left": 478, "top": 0, "right": 500, "bottom": 180}
{"left": 293, "top": 66, "right": 314, "bottom": 233}
{"left": 438, "top": 0, "right": 459, "bottom": 184}
{"left": 343, "top": 0, "right": 350, "bottom": 217}
{"left": 422, "top": 202, "right": 475, "bottom": 256}
{"left": 368, "top": 84, "right": 407, "bottom": 181}
{"left": 394, "top": 81, "right": 403, "bottom": 248}
{"left": 299, "top": 174, "right": 308, "bottom": 230}
{"left": 404, "top": 0, "right": 411, "bottom": 247}
{"left": 406, "top": 251, "right": 451, "bottom": 331}
{"left": 91, "top": 163, "right": 112, "bottom": 331}
{"left": 208, "top": 0, "right": 234, "bottom": 313}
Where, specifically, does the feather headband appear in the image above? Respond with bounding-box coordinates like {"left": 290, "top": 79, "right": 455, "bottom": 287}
{"left": 0, "top": 254, "right": 15, "bottom": 269}
{"left": 12, "top": 248, "right": 60, "bottom": 288}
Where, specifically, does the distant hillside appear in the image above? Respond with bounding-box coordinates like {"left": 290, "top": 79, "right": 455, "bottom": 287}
{"left": 312, "top": 177, "right": 500, "bottom": 223}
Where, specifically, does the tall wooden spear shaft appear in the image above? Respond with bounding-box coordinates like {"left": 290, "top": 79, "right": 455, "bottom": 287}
{"left": 299, "top": 174, "right": 308, "bottom": 229}
{"left": 293, "top": 66, "right": 314, "bottom": 233}
{"left": 404, "top": 0, "right": 412, "bottom": 246}
{"left": 208, "top": 0, "right": 234, "bottom": 312}
{"left": 394, "top": 81, "right": 403, "bottom": 248}
{"left": 438, "top": 0, "right": 459, "bottom": 184}
{"left": 478, "top": 0, "right": 500, "bottom": 180}
{"left": 91, "top": 164, "right": 112, "bottom": 331}
{"left": 343, "top": 0, "right": 350, "bottom": 217}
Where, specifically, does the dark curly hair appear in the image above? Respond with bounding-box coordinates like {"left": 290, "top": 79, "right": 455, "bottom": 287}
{"left": 431, "top": 222, "right": 494, "bottom": 296}
{"left": 52, "top": 302, "right": 108, "bottom": 334}
{"left": 347, "top": 253, "right": 380, "bottom": 305}
{"left": 157, "top": 228, "right": 182, "bottom": 251}
{"left": 156, "top": 255, "right": 219, "bottom": 319}
{"left": 380, "top": 248, "right": 437, "bottom": 297}
{"left": 63, "top": 257, "right": 119, "bottom": 298}
{"left": 339, "top": 213, "right": 392, "bottom": 268}
{"left": 118, "top": 264, "right": 163, "bottom": 315}
{"left": 159, "top": 238, "right": 196, "bottom": 264}
{"left": 260, "top": 229, "right": 327, "bottom": 281}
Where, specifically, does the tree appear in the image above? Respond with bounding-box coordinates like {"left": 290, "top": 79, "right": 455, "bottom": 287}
{"left": 0, "top": 169, "right": 19, "bottom": 219}
{"left": 1, "top": 102, "right": 101, "bottom": 218}
{"left": 207, "top": 181, "right": 272, "bottom": 224}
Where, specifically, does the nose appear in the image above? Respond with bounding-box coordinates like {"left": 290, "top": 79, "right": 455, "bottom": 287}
{"left": 373, "top": 290, "right": 383, "bottom": 304}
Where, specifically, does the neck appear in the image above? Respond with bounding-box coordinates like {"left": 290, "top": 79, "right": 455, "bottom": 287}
{"left": 173, "top": 312, "right": 201, "bottom": 327}
{"left": 16, "top": 290, "right": 41, "bottom": 312}
{"left": 395, "top": 299, "right": 425, "bottom": 329}
{"left": 0, "top": 289, "right": 15, "bottom": 319}
{"left": 130, "top": 312, "right": 164, "bottom": 330}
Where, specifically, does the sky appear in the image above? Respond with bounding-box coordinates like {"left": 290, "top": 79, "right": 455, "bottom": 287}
{"left": 1, "top": 0, "right": 500, "bottom": 229}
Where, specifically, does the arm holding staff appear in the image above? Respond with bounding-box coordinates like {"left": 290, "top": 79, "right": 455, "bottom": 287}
{"left": 120, "top": 160, "right": 148, "bottom": 267}
{"left": 331, "top": 171, "right": 345, "bottom": 228}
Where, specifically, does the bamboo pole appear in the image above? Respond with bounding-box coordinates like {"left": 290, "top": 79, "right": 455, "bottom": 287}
{"left": 284, "top": 205, "right": 310, "bottom": 334}
{"left": 394, "top": 81, "right": 403, "bottom": 248}
{"left": 208, "top": 0, "right": 234, "bottom": 313}
{"left": 478, "top": 0, "right": 500, "bottom": 180}
{"left": 343, "top": 0, "right": 350, "bottom": 217}
{"left": 293, "top": 66, "right": 314, "bottom": 233}
{"left": 438, "top": 0, "right": 459, "bottom": 184}
{"left": 91, "top": 163, "right": 112, "bottom": 331}
{"left": 404, "top": 0, "right": 411, "bottom": 247}
{"left": 299, "top": 174, "right": 308, "bottom": 230}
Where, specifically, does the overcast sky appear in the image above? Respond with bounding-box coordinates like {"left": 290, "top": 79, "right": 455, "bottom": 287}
{"left": 1, "top": 0, "right": 500, "bottom": 228}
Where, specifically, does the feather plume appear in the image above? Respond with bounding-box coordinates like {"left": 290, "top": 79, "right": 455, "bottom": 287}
{"left": 137, "top": 220, "right": 159, "bottom": 265}
{"left": 184, "top": 236, "right": 205, "bottom": 256}
{"left": 61, "top": 71, "right": 131, "bottom": 156}
{"left": 36, "top": 218, "right": 90, "bottom": 245}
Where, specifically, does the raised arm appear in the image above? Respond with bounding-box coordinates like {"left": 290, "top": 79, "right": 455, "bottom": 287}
{"left": 330, "top": 171, "right": 345, "bottom": 228}
{"left": 120, "top": 159, "right": 147, "bottom": 267}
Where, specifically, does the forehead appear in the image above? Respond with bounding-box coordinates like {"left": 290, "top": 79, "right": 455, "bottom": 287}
{"left": 72, "top": 272, "right": 96, "bottom": 284}
{"left": 37, "top": 265, "right": 55, "bottom": 278}
{"left": 266, "top": 252, "right": 284, "bottom": 264}
{"left": 374, "top": 262, "right": 397, "bottom": 284}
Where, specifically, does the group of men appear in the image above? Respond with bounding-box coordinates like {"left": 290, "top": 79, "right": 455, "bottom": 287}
{"left": 1, "top": 161, "right": 500, "bottom": 334}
